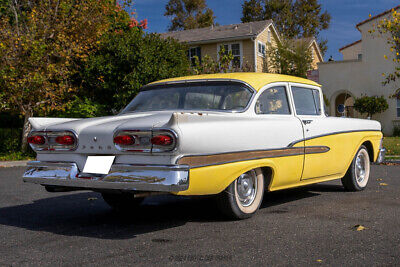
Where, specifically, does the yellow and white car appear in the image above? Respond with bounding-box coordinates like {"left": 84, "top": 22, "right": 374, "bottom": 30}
{"left": 23, "top": 73, "right": 385, "bottom": 219}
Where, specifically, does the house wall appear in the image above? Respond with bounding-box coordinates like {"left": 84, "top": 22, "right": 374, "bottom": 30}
{"left": 340, "top": 41, "right": 363, "bottom": 60}
{"left": 310, "top": 42, "right": 322, "bottom": 70}
{"left": 197, "top": 40, "right": 255, "bottom": 71}
{"left": 201, "top": 43, "right": 218, "bottom": 61}
{"left": 318, "top": 18, "right": 400, "bottom": 136}
{"left": 242, "top": 39, "right": 255, "bottom": 71}
{"left": 255, "top": 25, "right": 279, "bottom": 72}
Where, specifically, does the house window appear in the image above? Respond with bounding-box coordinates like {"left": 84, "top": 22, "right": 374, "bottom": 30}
{"left": 397, "top": 98, "right": 400, "bottom": 117}
{"left": 188, "top": 47, "right": 201, "bottom": 66}
{"left": 358, "top": 53, "right": 363, "bottom": 60}
{"left": 218, "top": 43, "right": 242, "bottom": 68}
{"left": 267, "top": 29, "right": 271, "bottom": 43}
{"left": 258, "top": 41, "right": 266, "bottom": 57}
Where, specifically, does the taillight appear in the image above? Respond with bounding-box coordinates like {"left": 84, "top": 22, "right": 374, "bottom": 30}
{"left": 113, "top": 130, "right": 152, "bottom": 152}
{"left": 55, "top": 135, "right": 75, "bottom": 145}
{"left": 113, "top": 129, "right": 177, "bottom": 152}
{"left": 27, "top": 135, "right": 45, "bottom": 145}
{"left": 113, "top": 135, "right": 136, "bottom": 145}
{"left": 151, "top": 135, "right": 173, "bottom": 146}
{"left": 27, "top": 131, "right": 77, "bottom": 151}
{"left": 150, "top": 130, "right": 176, "bottom": 152}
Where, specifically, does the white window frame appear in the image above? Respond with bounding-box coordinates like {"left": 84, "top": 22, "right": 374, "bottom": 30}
{"left": 217, "top": 42, "right": 243, "bottom": 69}
{"left": 257, "top": 41, "right": 266, "bottom": 58}
{"left": 397, "top": 97, "right": 400, "bottom": 117}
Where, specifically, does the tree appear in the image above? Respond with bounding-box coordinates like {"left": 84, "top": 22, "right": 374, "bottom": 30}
{"left": 241, "top": 0, "right": 330, "bottom": 55}
{"left": 265, "top": 39, "right": 313, "bottom": 78}
{"left": 165, "top": 0, "right": 215, "bottom": 31}
{"left": 374, "top": 9, "right": 400, "bottom": 92}
{"left": 80, "top": 30, "right": 190, "bottom": 113}
{"left": 353, "top": 95, "right": 389, "bottom": 119}
{"left": 0, "top": 0, "right": 133, "bottom": 151}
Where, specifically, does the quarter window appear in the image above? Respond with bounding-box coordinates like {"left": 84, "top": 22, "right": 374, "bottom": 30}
{"left": 292, "top": 87, "right": 322, "bottom": 115}
{"left": 255, "top": 86, "right": 290, "bottom": 115}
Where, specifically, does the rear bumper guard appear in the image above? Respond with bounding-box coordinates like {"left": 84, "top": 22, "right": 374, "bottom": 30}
{"left": 23, "top": 161, "right": 190, "bottom": 192}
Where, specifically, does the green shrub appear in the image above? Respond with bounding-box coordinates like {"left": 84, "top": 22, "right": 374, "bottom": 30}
{"left": 80, "top": 29, "right": 190, "bottom": 113}
{"left": 393, "top": 126, "right": 400, "bottom": 137}
{"left": 0, "top": 128, "right": 35, "bottom": 159}
{"left": 353, "top": 95, "right": 388, "bottom": 118}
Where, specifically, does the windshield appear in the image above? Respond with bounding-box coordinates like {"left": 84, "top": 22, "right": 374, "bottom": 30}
{"left": 121, "top": 81, "right": 254, "bottom": 113}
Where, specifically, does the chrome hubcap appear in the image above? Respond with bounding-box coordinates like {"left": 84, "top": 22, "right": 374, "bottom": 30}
{"left": 355, "top": 153, "right": 366, "bottom": 183}
{"left": 236, "top": 170, "right": 257, "bottom": 207}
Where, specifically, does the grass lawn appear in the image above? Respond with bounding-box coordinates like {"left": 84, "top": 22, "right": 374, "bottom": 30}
{"left": 383, "top": 137, "right": 400, "bottom": 156}
{"left": 0, "top": 152, "right": 33, "bottom": 161}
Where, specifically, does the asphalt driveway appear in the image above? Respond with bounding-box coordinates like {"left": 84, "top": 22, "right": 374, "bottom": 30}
{"left": 0, "top": 165, "right": 399, "bottom": 266}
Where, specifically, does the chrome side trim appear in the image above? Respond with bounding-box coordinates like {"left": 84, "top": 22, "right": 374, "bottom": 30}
{"left": 23, "top": 161, "right": 189, "bottom": 192}
{"left": 177, "top": 146, "right": 330, "bottom": 168}
{"left": 287, "top": 129, "right": 381, "bottom": 147}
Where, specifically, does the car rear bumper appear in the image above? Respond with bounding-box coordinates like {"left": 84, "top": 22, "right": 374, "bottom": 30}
{"left": 23, "top": 161, "right": 190, "bottom": 192}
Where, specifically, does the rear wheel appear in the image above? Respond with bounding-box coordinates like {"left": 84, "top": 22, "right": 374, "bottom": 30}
{"left": 216, "top": 168, "right": 264, "bottom": 219}
{"left": 341, "top": 145, "right": 370, "bottom": 191}
{"left": 101, "top": 192, "right": 144, "bottom": 211}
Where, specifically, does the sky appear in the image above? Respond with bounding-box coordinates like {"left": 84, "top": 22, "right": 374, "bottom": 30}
{"left": 132, "top": 0, "right": 400, "bottom": 61}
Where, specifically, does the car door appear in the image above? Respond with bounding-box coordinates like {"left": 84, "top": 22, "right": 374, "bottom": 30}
{"left": 289, "top": 83, "right": 339, "bottom": 180}
{"left": 255, "top": 83, "right": 305, "bottom": 188}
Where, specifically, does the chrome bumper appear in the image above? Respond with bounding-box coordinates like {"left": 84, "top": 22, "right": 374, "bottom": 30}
{"left": 23, "top": 161, "right": 189, "bottom": 192}
{"left": 376, "top": 147, "right": 386, "bottom": 164}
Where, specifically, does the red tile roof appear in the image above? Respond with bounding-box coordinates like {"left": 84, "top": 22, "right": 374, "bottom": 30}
{"left": 356, "top": 4, "right": 400, "bottom": 30}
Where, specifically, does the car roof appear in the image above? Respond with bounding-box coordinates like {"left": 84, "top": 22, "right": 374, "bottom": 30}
{"left": 148, "top": 72, "right": 320, "bottom": 92}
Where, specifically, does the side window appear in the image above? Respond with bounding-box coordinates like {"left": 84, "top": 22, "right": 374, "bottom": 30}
{"left": 255, "top": 86, "right": 291, "bottom": 115}
{"left": 291, "top": 87, "right": 321, "bottom": 115}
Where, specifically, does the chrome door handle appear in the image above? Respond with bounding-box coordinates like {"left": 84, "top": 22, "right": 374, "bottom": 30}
{"left": 302, "top": 120, "right": 313, "bottom": 125}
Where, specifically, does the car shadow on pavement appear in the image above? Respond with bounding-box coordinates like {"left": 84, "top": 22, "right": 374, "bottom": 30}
{"left": 0, "top": 183, "right": 344, "bottom": 240}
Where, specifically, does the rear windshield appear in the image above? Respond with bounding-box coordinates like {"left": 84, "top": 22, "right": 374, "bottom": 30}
{"left": 121, "top": 82, "right": 253, "bottom": 113}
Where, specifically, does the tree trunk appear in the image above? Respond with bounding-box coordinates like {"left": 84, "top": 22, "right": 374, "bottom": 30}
{"left": 21, "top": 110, "right": 33, "bottom": 152}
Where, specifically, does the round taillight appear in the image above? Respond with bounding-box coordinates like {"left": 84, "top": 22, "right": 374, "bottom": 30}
{"left": 151, "top": 135, "right": 173, "bottom": 146}
{"left": 27, "top": 135, "right": 45, "bottom": 145}
{"left": 114, "top": 135, "right": 136, "bottom": 146}
{"left": 55, "top": 135, "right": 75, "bottom": 145}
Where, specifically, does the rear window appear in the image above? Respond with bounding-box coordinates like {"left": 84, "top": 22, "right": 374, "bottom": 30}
{"left": 121, "top": 82, "right": 254, "bottom": 113}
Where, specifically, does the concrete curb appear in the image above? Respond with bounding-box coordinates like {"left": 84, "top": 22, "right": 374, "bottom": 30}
{"left": 0, "top": 160, "right": 30, "bottom": 168}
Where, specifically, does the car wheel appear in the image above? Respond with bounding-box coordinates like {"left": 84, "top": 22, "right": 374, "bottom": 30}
{"left": 217, "top": 168, "right": 265, "bottom": 219}
{"left": 341, "top": 145, "right": 370, "bottom": 191}
{"left": 101, "top": 192, "right": 144, "bottom": 211}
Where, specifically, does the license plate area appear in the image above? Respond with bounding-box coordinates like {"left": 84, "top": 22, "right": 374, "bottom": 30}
{"left": 82, "top": 156, "right": 115, "bottom": 175}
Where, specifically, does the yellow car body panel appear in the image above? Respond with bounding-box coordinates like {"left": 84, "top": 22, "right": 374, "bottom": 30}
{"left": 149, "top": 72, "right": 320, "bottom": 91}
{"left": 176, "top": 131, "right": 382, "bottom": 196}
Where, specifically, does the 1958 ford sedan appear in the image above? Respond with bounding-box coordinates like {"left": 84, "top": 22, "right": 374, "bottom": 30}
{"left": 23, "top": 73, "right": 385, "bottom": 219}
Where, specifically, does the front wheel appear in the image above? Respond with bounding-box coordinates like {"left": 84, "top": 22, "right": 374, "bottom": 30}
{"left": 216, "top": 168, "right": 265, "bottom": 219}
{"left": 341, "top": 145, "right": 370, "bottom": 191}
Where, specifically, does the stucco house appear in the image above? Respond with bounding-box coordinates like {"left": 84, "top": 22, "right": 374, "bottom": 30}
{"left": 160, "top": 20, "right": 323, "bottom": 73}
{"left": 318, "top": 5, "right": 400, "bottom": 136}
